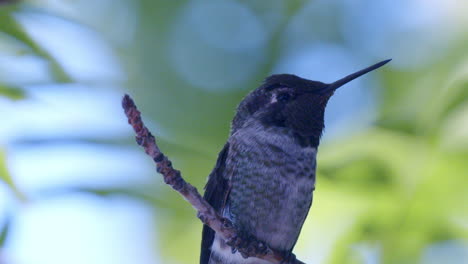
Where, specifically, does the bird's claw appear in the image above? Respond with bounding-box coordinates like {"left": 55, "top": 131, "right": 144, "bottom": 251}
{"left": 279, "top": 251, "right": 297, "bottom": 264}
{"left": 220, "top": 217, "right": 233, "bottom": 230}
{"left": 226, "top": 234, "right": 268, "bottom": 259}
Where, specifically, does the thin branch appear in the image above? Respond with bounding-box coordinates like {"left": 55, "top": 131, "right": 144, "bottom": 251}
{"left": 122, "top": 94, "right": 305, "bottom": 264}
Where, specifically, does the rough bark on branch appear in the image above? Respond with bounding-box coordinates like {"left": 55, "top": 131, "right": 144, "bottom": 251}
{"left": 122, "top": 94, "right": 305, "bottom": 264}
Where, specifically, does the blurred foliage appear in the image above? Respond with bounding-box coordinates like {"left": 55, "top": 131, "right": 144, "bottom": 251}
{"left": 0, "top": 150, "right": 24, "bottom": 201}
{"left": 0, "top": 214, "right": 11, "bottom": 247}
{"left": 0, "top": 0, "right": 467, "bottom": 264}
{"left": 2, "top": 7, "right": 71, "bottom": 79}
{"left": 0, "top": 2, "right": 71, "bottom": 98}
{"left": 0, "top": 84, "right": 24, "bottom": 100}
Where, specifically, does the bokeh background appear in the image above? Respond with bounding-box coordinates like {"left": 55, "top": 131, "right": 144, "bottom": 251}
{"left": 0, "top": 0, "right": 467, "bottom": 263}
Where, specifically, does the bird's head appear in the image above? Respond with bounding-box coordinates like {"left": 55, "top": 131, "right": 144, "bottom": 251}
{"left": 231, "top": 59, "right": 391, "bottom": 146}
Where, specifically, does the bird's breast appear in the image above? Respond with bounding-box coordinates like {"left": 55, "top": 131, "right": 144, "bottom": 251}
{"left": 225, "top": 126, "right": 316, "bottom": 251}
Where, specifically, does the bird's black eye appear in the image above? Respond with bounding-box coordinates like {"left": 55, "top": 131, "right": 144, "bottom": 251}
{"left": 277, "top": 92, "right": 291, "bottom": 102}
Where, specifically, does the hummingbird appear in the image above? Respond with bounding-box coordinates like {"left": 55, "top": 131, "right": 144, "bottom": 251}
{"left": 200, "top": 59, "right": 391, "bottom": 264}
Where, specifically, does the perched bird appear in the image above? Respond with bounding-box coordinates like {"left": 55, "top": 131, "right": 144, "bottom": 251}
{"left": 201, "top": 60, "right": 391, "bottom": 264}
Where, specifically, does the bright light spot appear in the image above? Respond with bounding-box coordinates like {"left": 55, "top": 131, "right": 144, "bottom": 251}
{"left": 0, "top": 55, "right": 51, "bottom": 86}
{"left": 352, "top": 243, "right": 381, "bottom": 264}
{"left": 191, "top": 1, "right": 267, "bottom": 52}
{"left": 8, "top": 143, "right": 154, "bottom": 195}
{"left": 35, "top": 0, "right": 139, "bottom": 46}
{"left": 169, "top": 0, "right": 267, "bottom": 91}
{"left": 341, "top": 0, "right": 467, "bottom": 69}
{"left": 422, "top": 241, "right": 468, "bottom": 264}
{"left": 0, "top": 85, "right": 132, "bottom": 142}
{"left": 15, "top": 11, "right": 124, "bottom": 82}
{"left": 4, "top": 195, "right": 159, "bottom": 264}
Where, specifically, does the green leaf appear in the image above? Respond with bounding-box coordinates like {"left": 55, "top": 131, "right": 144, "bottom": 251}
{"left": 0, "top": 6, "right": 73, "bottom": 83}
{"left": 0, "top": 215, "right": 11, "bottom": 247}
{"left": 0, "top": 84, "right": 25, "bottom": 100}
{"left": 0, "top": 149, "right": 25, "bottom": 201}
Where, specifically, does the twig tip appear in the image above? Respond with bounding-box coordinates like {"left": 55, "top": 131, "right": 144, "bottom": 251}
{"left": 122, "top": 94, "right": 135, "bottom": 110}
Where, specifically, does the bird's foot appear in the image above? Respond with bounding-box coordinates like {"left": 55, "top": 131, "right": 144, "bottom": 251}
{"left": 226, "top": 234, "right": 268, "bottom": 259}
{"left": 279, "top": 251, "right": 296, "bottom": 264}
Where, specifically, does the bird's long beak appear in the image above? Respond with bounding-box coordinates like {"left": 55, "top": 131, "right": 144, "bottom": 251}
{"left": 320, "top": 59, "right": 391, "bottom": 93}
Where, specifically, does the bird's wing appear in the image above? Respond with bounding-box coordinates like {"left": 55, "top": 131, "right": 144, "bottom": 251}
{"left": 200, "top": 143, "right": 230, "bottom": 264}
